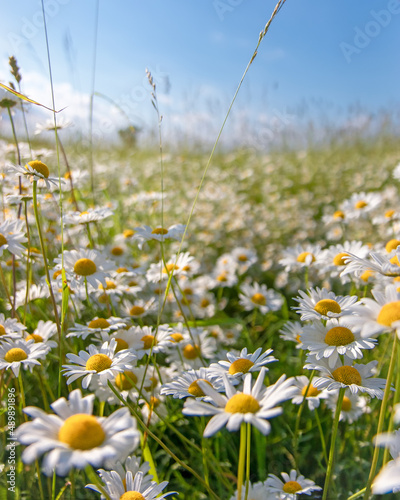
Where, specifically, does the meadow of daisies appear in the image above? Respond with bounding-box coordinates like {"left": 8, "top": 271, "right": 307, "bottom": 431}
{"left": 1, "top": 32, "right": 400, "bottom": 500}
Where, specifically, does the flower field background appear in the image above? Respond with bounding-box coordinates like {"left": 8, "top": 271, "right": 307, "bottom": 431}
{"left": 1, "top": 5, "right": 400, "bottom": 500}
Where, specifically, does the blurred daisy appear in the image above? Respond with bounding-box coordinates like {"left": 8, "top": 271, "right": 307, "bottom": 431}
{"left": 319, "top": 240, "right": 369, "bottom": 282}
{"left": 279, "top": 321, "right": 303, "bottom": 349}
{"left": 67, "top": 316, "right": 127, "bottom": 341}
{"left": 0, "top": 313, "right": 27, "bottom": 339}
{"left": 15, "top": 389, "right": 140, "bottom": 477}
{"left": 34, "top": 117, "right": 72, "bottom": 135}
{"left": 326, "top": 389, "right": 371, "bottom": 423}
{"left": 0, "top": 218, "right": 27, "bottom": 258}
{"left": 209, "top": 347, "right": 277, "bottom": 379}
{"left": 340, "top": 191, "right": 382, "bottom": 220}
{"left": 373, "top": 429, "right": 400, "bottom": 495}
{"left": 133, "top": 224, "right": 185, "bottom": 249}
{"left": 0, "top": 338, "right": 49, "bottom": 376}
{"left": 265, "top": 469, "right": 322, "bottom": 499}
{"left": 230, "top": 247, "right": 258, "bottom": 274}
{"left": 146, "top": 252, "right": 194, "bottom": 283}
{"left": 63, "top": 206, "right": 113, "bottom": 226}
{"left": 229, "top": 481, "right": 272, "bottom": 500}
{"left": 123, "top": 297, "right": 157, "bottom": 319}
{"left": 279, "top": 243, "right": 322, "bottom": 272}
{"left": 123, "top": 325, "right": 173, "bottom": 359}
{"left": 167, "top": 328, "right": 217, "bottom": 369}
{"left": 239, "top": 282, "right": 283, "bottom": 314}
{"left": 341, "top": 248, "right": 400, "bottom": 279}
{"left": 293, "top": 287, "right": 361, "bottom": 321}
{"left": 62, "top": 339, "right": 136, "bottom": 389}
{"left": 300, "top": 318, "right": 376, "bottom": 368}
{"left": 23, "top": 320, "right": 58, "bottom": 349}
{"left": 183, "top": 368, "right": 296, "bottom": 437}
{"left": 305, "top": 356, "right": 386, "bottom": 398}
{"left": 86, "top": 470, "right": 176, "bottom": 500}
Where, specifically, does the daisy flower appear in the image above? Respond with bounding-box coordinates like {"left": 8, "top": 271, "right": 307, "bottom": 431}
{"left": 66, "top": 316, "right": 127, "bottom": 340}
{"left": 15, "top": 389, "right": 140, "bottom": 477}
{"left": 0, "top": 313, "right": 27, "bottom": 339}
{"left": 340, "top": 191, "right": 382, "bottom": 220}
{"left": 123, "top": 297, "right": 157, "bottom": 319}
{"left": 86, "top": 470, "right": 176, "bottom": 500}
{"left": 122, "top": 325, "right": 173, "bottom": 359}
{"left": 166, "top": 328, "right": 217, "bottom": 369}
{"left": 230, "top": 247, "right": 258, "bottom": 274}
{"left": 279, "top": 321, "right": 303, "bottom": 348}
{"left": 57, "top": 248, "right": 114, "bottom": 290}
{"left": 264, "top": 469, "right": 322, "bottom": 499}
{"left": 182, "top": 368, "right": 296, "bottom": 437}
{"left": 160, "top": 367, "right": 225, "bottom": 401}
{"left": 0, "top": 218, "right": 27, "bottom": 258}
{"left": 8, "top": 160, "right": 61, "bottom": 189}
{"left": 300, "top": 318, "right": 376, "bottom": 368}
{"left": 291, "top": 375, "right": 327, "bottom": 410}
{"left": 346, "top": 284, "right": 400, "bottom": 338}
{"left": 63, "top": 206, "right": 113, "bottom": 225}
{"left": 145, "top": 252, "right": 194, "bottom": 283}
{"left": 91, "top": 365, "right": 150, "bottom": 404}
{"left": 239, "top": 282, "right": 283, "bottom": 314}
{"left": 209, "top": 347, "right": 277, "bottom": 379}
{"left": 319, "top": 240, "right": 370, "bottom": 282}
{"left": 279, "top": 243, "right": 322, "bottom": 272}
{"left": 229, "top": 481, "right": 272, "bottom": 500}
{"left": 326, "top": 389, "right": 371, "bottom": 423}
{"left": 373, "top": 429, "right": 400, "bottom": 495}
{"left": 293, "top": 287, "right": 362, "bottom": 321}
{"left": 62, "top": 339, "right": 136, "bottom": 389}
{"left": 133, "top": 223, "right": 186, "bottom": 249}
{"left": 341, "top": 248, "right": 400, "bottom": 279}
{"left": 0, "top": 338, "right": 50, "bottom": 376}
{"left": 24, "top": 320, "right": 58, "bottom": 349}
{"left": 305, "top": 356, "right": 387, "bottom": 398}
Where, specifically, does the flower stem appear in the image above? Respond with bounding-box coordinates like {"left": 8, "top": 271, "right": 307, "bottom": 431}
{"left": 245, "top": 423, "right": 251, "bottom": 500}
{"left": 315, "top": 405, "right": 328, "bottom": 465}
{"left": 237, "top": 422, "right": 247, "bottom": 500}
{"left": 322, "top": 387, "right": 345, "bottom": 500}
{"left": 363, "top": 334, "right": 398, "bottom": 500}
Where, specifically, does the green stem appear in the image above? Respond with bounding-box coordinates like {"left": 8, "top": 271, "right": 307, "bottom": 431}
{"left": 18, "top": 371, "right": 26, "bottom": 418}
{"left": 245, "top": 423, "right": 251, "bottom": 500}
{"left": 364, "top": 334, "right": 398, "bottom": 500}
{"left": 35, "top": 460, "right": 45, "bottom": 500}
{"left": 322, "top": 387, "right": 345, "bottom": 500}
{"left": 382, "top": 341, "right": 400, "bottom": 465}
{"left": 237, "top": 422, "right": 247, "bottom": 500}
{"left": 315, "top": 405, "right": 328, "bottom": 465}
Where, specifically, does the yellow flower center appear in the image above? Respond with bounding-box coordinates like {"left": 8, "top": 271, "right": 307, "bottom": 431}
{"left": 0, "top": 325, "right": 6, "bottom": 335}
{"left": 188, "top": 379, "right": 212, "bottom": 397}
{"left": 152, "top": 227, "right": 168, "bottom": 235}
{"left": 123, "top": 229, "right": 135, "bottom": 238}
{"left": 0, "top": 233, "right": 8, "bottom": 247}
{"left": 146, "top": 396, "right": 161, "bottom": 409}
{"left": 385, "top": 210, "right": 395, "bottom": 218}
{"left": 282, "top": 481, "right": 302, "bottom": 494}
{"left": 115, "top": 338, "right": 129, "bottom": 352}
{"left": 331, "top": 365, "right": 362, "bottom": 386}
{"left": 301, "top": 384, "right": 321, "bottom": 397}
{"left": 25, "top": 334, "right": 43, "bottom": 343}
{"left": 390, "top": 255, "right": 400, "bottom": 267}
{"left": 341, "top": 396, "right": 352, "bottom": 412}
{"left": 217, "top": 273, "right": 227, "bottom": 282}
{"left": 324, "top": 326, "right": 355, "bottom": 346}
{"left": 73, "top": 258, "right": 97, "bottom": 276}
{"left": 333, "top": 210, "right": 345, "bottom": 220}
{"left": 360, "top": 270, "right": 374, "bottom": 282}
{"left": 29, "top": 246, "right": 41, "bottom": 254}
{"left": 183, "top": 344, "right": 201, "bottom": 360}
{"left": 163, "top": 263, "right": 179, "bottom": 274}
{"left": 386, "top": 239, "right": 400, "bottom": 253}
{"left": 141, "top": 335, "right": 157, "bottom": 350}
{"left": 115, "top": 371, "right": 138, "bottom": 390}
{"left": 53, "top": 269, "right": 62, "bottom": 279}
{"left": 251, "top": 293, "right": 266, "bottom": 306}
{"left": 116, "top": 267, "right": 128, "bottom": 273}
{"left": 85, "top": 353, "right": 112, "bottom": 372}
{"left": 88, "top": 318, "right": 110, "bottom": 329}
{"left": 58, "top": 414, "right": 105, "bottom": 450}
{"left": 129, "top": 306, "right": 145, "bottom": 316}
{"left": 225, "top": 393, "right": 260, "bottom": 414}
{"left": 297, "top": 251, "right": 315, "bottom": 263}
{"left": 183, "top": 287, "right": 193, "bottom": 295}
{"left": 228, "top": 359, "right": 255, "bottom": 375}
{"left": 27, "top": 160, "right": 50, "bottom": 178}
{"left": 120, "top": 492, "right": 145, "bottom": 500}
{"left": 333, "top": 252, "right": 349, "bottom": 266}
{"left": 377, "top": 301, "right": 400, "bottom": 326}
{"left": 238, "top": 254, "right": 248, "bottom": 262}
{"left": 314, "top": 299, "right": 341, "bottom": 316}
{"left": 355, "top": 200, "right": 367, "bottom": 209}
{"left": 200, "top": 298, "right": 210, "bottom": 308}
{"left": 144, "top": 376, "right": 158, "bottom": 391}
{"left": 170, "top": 332, "right": 184, "bottom": 343}
{"left": 99, "top": 280, "right": 117, "bottom": 290}
{"left": 111, "top": 246, "right": 124, "bottom": 256}
{"left": 4, "top": 347, "right": 28, "bottom": 363}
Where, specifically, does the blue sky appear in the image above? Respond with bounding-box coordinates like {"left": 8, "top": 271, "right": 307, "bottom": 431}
{"left": 1, "top": 0, "right": 399, "bottom": 147}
